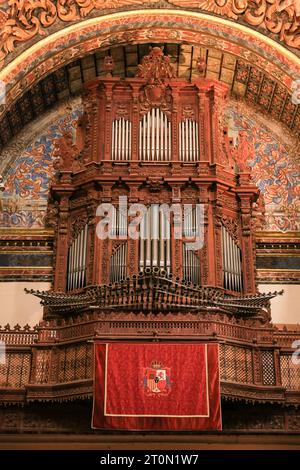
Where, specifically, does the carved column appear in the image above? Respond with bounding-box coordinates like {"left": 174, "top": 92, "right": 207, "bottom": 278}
{"left": 213, "top": 187, "right": 224, "bottom": 288}
{"left": 127, "top": 183, "right": 139, "bottom": 276}
{"left": 86, "top": 186, "right": 99, "bottom": 286}
{"left": 252, "top": 348, "right": 263, "bottom": 385}
{"left": 196, "top": 84, "right": 214, "bottom": 163}
{"left": 131, "top": 84, "right": 140, "bottom": 162}
{"left": 171, "top": 184, "right": 182, "bottom": 278}
{"left": 274, "top": 348, "right": 282, "bottom": 386}
{"left": 197, "top": 89, "right": 206, "bottom": 161}
{"left": 96, "top": 184, "right": 112, "bottom": 284}
{"left": 83, "top": 82, "right": 100, "bottom": 163}
{"left": 171, "top": 86, "right": 180, "bottom": 163}
{"left": 54, "top": 194, "right": 71, "bottom": 291}
{"left": 211, "top": 83, "right": 227, "bottom": 165}
{"left": 198, "top": 184, "right": 210, "bottom": 285}
{"left": 238, "top": 189, "right": 257, "bottom": 294}
{"left": 103, "top": 82, "right": 113, "bottom": 161}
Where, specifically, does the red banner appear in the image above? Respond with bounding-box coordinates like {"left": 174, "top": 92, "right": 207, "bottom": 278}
{"left": 92, "top": 343, "right": 221, "bottom": 431}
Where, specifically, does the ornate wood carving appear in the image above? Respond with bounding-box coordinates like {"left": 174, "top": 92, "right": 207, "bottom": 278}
{"left": 53, "top": 131, "right": 83, "bottom": 173}
{"left": 7, "top": 50, "right": 296, "bottom": 413}
{"left": 1, "top": 0, "right": 299, "bottom": 70}
{"left": 70, "top": 215, "right": 88, "bottom": 240}
{"left": 137, "top": 47, "right": 175, "bottom": 115}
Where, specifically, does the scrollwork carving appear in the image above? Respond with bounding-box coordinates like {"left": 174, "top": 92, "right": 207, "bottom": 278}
{"left": 222, "top": 215, "right": 239, "bottom": 245}
{"left": 0, "top": 0, "right": 160, "bottom": 65}
{"left": 0, "top": 0, "right": 299, "bottom": 67}
{"left": 167, "top": 0, "right": 300, "bottom": 49}
{"left": 71, "top": 215, "right": 88, "bottom": 240}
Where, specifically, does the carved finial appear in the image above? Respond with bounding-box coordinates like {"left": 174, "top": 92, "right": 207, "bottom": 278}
{"left": 103, "top": 55, "right": 114, "bottom": 76}
{"left": 136, "top": 47, "right": 175, "bottom": 109}
{"left": 196, "top": 58, "right": 206, "bottom": 77}
{"left": 136, "top": 47, "right": 175, "bottom": 84}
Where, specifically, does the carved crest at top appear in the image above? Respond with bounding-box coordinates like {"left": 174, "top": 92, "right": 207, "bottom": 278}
{"left": 136, "top": 47, "right": 175, "bottom": 84}
{"left": 136, "top": 47, "right": 175, "bottom": 110}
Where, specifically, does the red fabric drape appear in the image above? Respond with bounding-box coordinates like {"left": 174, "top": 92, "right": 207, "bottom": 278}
{"left": 92, "top": 342, "right": 221, "bottom": 431}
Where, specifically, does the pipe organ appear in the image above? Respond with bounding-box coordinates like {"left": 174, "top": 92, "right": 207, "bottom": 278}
{"left": 183, "top": 242, "right": 200, "bottom": 284}
{"left": 221, "top": 224, "right": 243, "bottom": 292}
{"left": 50, "top": 47, "right": 259, "bottom": 298}
{"left": 179, "top": 120, "right": 199, "bottom": 162}
{"left": 18, "top": 47, "right": 299, "bottom": 431}
{"left": 183, "top": 206, "right": 199, "bottom": 237}
{"left": 111, "top": 118, "right": 132, "bottom": 161}
{"left": 139, "top": 205, "right": 171, "bottom": 272}
{"left": 111, "top": 205, "right": 127, "bottom": 238}
{"left": 67, "top": 224, "right": 88, "bottom": 291}
{"left": 139, "top": 109, "right": 171, "bottom": 161}
{"left": 110, "top": 243, "right": 127, "bottom": 283}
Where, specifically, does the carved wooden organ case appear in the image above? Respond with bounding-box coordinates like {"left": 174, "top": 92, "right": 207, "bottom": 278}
{"left": 34, "top": 48, "right": 282, "bottom": 323}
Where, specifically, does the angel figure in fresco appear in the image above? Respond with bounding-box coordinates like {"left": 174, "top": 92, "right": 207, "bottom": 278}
{"left": 235, "top": 131, "right": 254, "bottom": 172}
{"left": 53, "top": 131, "right": 83, "bottom": 172}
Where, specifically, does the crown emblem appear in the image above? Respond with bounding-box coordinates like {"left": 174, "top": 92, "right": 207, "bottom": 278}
{"left": 151, "top": 360, "right": 163, "bottom": 369}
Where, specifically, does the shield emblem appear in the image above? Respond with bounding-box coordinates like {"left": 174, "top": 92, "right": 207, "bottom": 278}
{"left": 143, "top": 362, "right": 171, "bottom": 396}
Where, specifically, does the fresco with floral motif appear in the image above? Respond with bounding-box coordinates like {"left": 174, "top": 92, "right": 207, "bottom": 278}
{"left": 0, "top": 107, "right": 82, "bottom": 228}
{"left": 0, "top": 103, "right": 299, "bottom": 231}
{"left": 225, "top": 106, "right": 300, "bottom": 232}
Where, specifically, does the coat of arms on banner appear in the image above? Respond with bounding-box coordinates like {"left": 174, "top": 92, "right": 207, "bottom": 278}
{"left": 143, "top": 361, "right": 171, "bottom": 396}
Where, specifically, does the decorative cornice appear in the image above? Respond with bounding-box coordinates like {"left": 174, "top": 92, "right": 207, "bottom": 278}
{"left": 0, "top": 1, "right": 299, "bottom": 68}
{"left": 169, "top": 0, "right": 300, "bottom": 50}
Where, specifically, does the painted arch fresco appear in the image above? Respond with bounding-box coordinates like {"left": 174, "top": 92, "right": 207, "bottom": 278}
{"left": 0, "top": 4, "right": 299, "bottom": 232}
{"left": 0, "top": 98, "right": 299, "bottom": 232}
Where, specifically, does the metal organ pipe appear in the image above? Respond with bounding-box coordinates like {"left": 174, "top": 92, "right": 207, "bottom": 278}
{"left": 125, "top": 120, "right": 128, "bottom": 160}
{"left": 111, "top": 118, "right": 131, "bottom": 160}
{"left": 146, "top": 208, "right": 151, "bottom": 267}
{"left": 108, "top": 206, "right": 128, "bottom": 283}
{"left": 78, "top": 229, "right": 83, "bottom": 288}
{"left": 139, "top": 109, "right": 171, "bottom": 161}
{"left": 164, "top": 114, "right": 168, "bottom": 160}
{"left": 73, "top": 233, "right": 78, "bottom": 290}
{"left": 156, "top": 108, "right": 160, "bottom": 161}
{"left": 165, "top": 210, "right": 171, "bottom": 274}
{"left": 179, "top": 120, "right": 199, "bottom": 161}
{"left": 221, "top": 224, "right": 242, "bottom": 292}
{"left": 67, "top": 243, "right": 72, "bottom": 291}
{"left": 159, "top": 208, "right": 165, "bottom": 268}
{"left": 139, "top": 214, "right": 145, "bottom": 271}
{"left": 183, "top": 243, "right": 200, "bottom": 284}
{"left": 82, "top": 224, "right": 88, "bottom": 287}
{"left": 151, "top": 108, "right": 155, "bottom": 160}
{"left": 67, "top": 224, "right": 89, "bottom": 291}
{"left": 110, "top": 243, "right": 127, "bottom": 283}
{"left": 139, "top": 206, "right": 171, "bottom": 272}
{"left": 152, "top": 205, "right": 159, "bottom": 267}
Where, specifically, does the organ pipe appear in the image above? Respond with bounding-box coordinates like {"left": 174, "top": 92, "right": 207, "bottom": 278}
{"left": 139, "top": 206, "right": 171, "bottom": 272}
{"left": 110, "top": 243, "right": 127, "bottom": 283}
{"left": 179, "top": 120, "right": 199, "bottom": 161}
{"left": 67, "top": 224, "right": 89, "bottom": 291}
{"left": 183, "top": 243, "right": 200, "bottom": 284}
{"left": 221, "top": 224, "right": 242, "bottom": 292}
{"left": 139, "top": 109, "right": 171, "bottom": 161}
{"left": 111, "top": 118, "right": 132, "bottom": 160}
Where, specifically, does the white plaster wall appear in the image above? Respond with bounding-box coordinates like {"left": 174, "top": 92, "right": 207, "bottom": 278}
{"left": 258, "top": 284, "right": 300, "bottom": 325}
{"left": 0, "top": 282, "right": 50, "bottom": 326}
